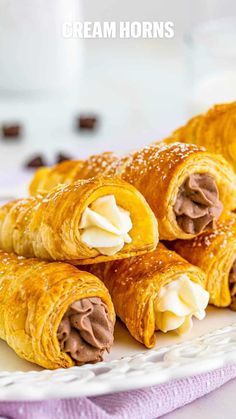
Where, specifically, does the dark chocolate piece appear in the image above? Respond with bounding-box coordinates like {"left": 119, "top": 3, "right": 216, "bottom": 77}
{"left": 24, "top": 155, "right": 46, "bottom": 169}
{"left": 77, "top": 115, "right": 98, "bottom": 131}
{"left": 56, "top": 153, "right": 72, "bottom": 164}
{"left": 2, "top": 124, "right": 22, "bottom": 139}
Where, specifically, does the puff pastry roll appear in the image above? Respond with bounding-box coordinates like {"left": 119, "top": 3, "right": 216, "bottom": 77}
{"left": 0, "top": 250, "right": 115, "bottom": 369}
{"left": 164, "top": 101, "right": 236, "bottom": 172}
{"left": 171, "top": 214, "right": 236, "bottom": 309}
{"left": 0, "top": 177, "right": 158, "bottom": 264}
{"left": 29, "top": 143, "right": 236, "bottom": 240}
{"left": 29, "top": 152, "right": 118, "bottom": 195}
{"left": 84, "top": 244, "right": 208, "bottom": 348}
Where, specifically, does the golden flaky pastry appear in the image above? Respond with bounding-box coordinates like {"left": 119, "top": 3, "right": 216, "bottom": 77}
{"left": 29, "top": 143, "right": 236, "bottom": 240}
{"left": 82, "top": 243, "right": 207, "bottom": 348}
{"left": 0, "top": 177, "right": 158, "bottom": 264}
{"left": 171, "top": 214, "right": 236, "bottom": 309}
{"left": 29, "top": 152, "right": 118, "bottom": 194}
{"left": 164, "top": 101, "right": 236, "bottom": 172}
{"left": 0, "top": 250, "right": 115, "bottom": 369}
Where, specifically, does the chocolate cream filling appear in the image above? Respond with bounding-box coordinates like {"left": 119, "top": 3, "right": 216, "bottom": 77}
{"left": 57, "top": 297, "right": 114, "bottom": 365}
{"left": 229, "top": 261, "right": 236, "bottom": 310}
{"left": 174, "top": 173, "right": 223, "bottom": 235}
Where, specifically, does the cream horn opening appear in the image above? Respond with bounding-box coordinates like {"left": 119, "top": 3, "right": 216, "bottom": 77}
{"left": 229, "top": 260, "right": 236, "bottom": 310}
{"left": 154, "top": 275, "right": 209, "bottom": 335}
{"left": 174, "top": 173, "right": 223, "bottom": 234}
{"left": 79, "top": 195, "right": 133, "bottom": 256}
{"left": 57, "top": 297, "right": 114, "bottom": 365}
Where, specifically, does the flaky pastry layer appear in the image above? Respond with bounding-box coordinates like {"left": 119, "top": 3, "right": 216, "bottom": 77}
{"left": 82, "top": 243, "right": 206, "bottom": 348}
{"left": 172, "top": 214, "right": 236, "bottom": 307}
{"left": 0, "top": 177, "right": 158, "bottom": 263}
{"left": 164, "top": 101, "right": 236, "bottom": 172}
{"left": 29, "top": 143, "right": 236, "bottom": 240}
{"left": 0, "top": 250, "right": 115, "bottom": 369}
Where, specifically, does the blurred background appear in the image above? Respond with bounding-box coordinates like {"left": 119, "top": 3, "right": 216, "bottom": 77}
{"left": 0, "top": 0, "right": 236, "bottom": 174}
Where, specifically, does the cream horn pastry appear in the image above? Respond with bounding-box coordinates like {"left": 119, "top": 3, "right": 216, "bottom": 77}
{"left": 0, "top": 177, "right": 158, "bottom": 264}
{"left": 29, "top": 143, "right": 236, "bottom": 240}
{"left": 0, "top": 250, "right": 115, "bottom": 369}
{"left": 164, "top": 101, "right": 236, "bottom": 173}
{"left": 29, "top": 152, "right": 118, "bottom": 194}
{"left": 171, "top": 214, "right": 236, "bottom": 309}
{"left": 82, "top": 243, "right": 208, "bottom": 348}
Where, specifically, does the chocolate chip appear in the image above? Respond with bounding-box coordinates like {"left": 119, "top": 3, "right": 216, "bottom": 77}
{"left": 56, "top": 153, "right": 72, "bottom": 164}
{"left": 77, "top": 115, "right": 98, "bottom": 131}
{"left": 2, "top": 124, "right": 22, "bottom": 139}
{"left": 24, "top": 155, "right": 46, "bottom": 169}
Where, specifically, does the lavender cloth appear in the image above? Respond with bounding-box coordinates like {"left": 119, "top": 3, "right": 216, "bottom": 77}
{"left": 0, "top": 365, "right": 236, "bottom": 419}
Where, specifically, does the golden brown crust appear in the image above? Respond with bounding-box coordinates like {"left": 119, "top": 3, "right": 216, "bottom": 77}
{"left": 29, "top": 153, "right": 119, "bottom": 195}
{"left": 28, "top": 161, "right": 80, "bottom": 195}
{"left": 171, "top": 214, "right": 236, "bottom": 307}
{"left": 84, "top": 243, "right": 206, "bottom": 348}
{"left": 29, "top": 143, "right": 236, "bottom": 241}
{"left": 164, "top": 101, "right": 236, "bottom": 172}
{"left": 110, "top": 143, "right": 236, "bottom": 239}
{"left": 0, "top": 177, "right": 158, "bottom": 263}
{"left": 0, "top": 250, "right": 115, "bottom": 369}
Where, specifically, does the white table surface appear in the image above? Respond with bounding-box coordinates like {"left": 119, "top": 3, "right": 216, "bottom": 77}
{"left": 0, "top": 40, "right": 235, "bottom": 417}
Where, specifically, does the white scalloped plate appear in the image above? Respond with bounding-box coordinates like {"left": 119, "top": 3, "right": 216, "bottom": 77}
{"left": 1, "top": 306, "right": 236, "bottom": 401}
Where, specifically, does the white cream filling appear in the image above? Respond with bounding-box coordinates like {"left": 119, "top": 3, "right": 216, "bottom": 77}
{"left": 155, "top": 275, "right": 209, "bottom": 335}
{"left": 79, "top": 195, "right": 132, "bottom": 256}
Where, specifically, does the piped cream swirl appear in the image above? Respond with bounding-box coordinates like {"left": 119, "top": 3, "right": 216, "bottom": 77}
{"left": 79, "top": 195, "right": 132, "bottom": 256}
{"left": 155, "top": 275, "right": 209, "bottom": 335}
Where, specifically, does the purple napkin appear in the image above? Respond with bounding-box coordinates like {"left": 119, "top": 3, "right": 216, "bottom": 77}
{"left": 0, "top": 365, "right": 235, "bottom": 419}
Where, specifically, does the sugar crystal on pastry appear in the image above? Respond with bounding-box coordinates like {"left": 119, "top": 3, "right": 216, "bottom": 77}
{"left": 0, "top": 250, "right": 115, "bottom": 369}
{"left": 172, "top": 214, "right": 236, "bottom": 308}
{"left": 29, "top": 142, "right": 236, "bottom": 241}
{"left": 0, "top": 177, "right": 158, "bottom": 264}
{"left": 84, "top": 243, "right": 207, "bottom": 348}
{"left": 164, "top": 101, "right": 236, "bottom": 173}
